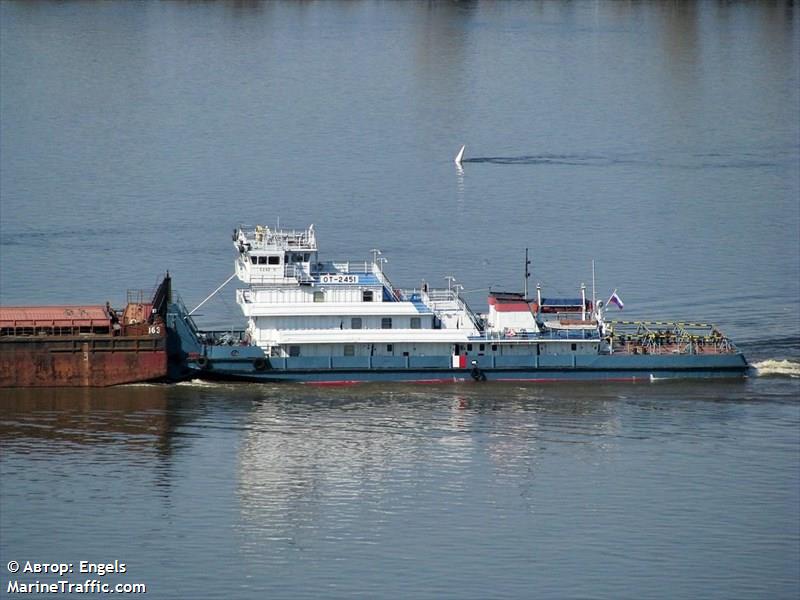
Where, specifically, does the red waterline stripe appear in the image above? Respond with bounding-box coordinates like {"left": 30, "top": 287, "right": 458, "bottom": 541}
{"left": 494, "top": 376, "right": 642, "bottom": 383}
{"left": 303, "top": 376, "right": 645, "bottom": 386}
{"left": 305, "top": 378, "right": 468, "bottom": 386}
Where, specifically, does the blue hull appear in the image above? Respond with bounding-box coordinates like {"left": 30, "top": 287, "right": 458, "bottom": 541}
{"left": 181, "top": 355, "right": 749, "bottom": 384}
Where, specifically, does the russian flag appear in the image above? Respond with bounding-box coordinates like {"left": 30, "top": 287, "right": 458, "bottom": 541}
{"left": 609, "top": 290, "right": 624, "bottom": 310}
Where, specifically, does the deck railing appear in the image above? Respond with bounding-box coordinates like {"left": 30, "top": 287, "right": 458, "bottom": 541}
{"left": 475, "top": 329, "right": 600, "bottom": 341}
{"left": 330, "top": 261, "right": 372, "bottom": 274}
{"left": 237, "top": 224, "right": 317, "bottom": 251}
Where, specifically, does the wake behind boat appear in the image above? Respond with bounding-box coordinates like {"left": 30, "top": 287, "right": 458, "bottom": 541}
{"left": 166, "top": 224, "right": 748, "bottom": 384}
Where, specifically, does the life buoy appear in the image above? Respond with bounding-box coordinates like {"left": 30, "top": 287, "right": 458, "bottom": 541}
{"left": 253, "top": 358, "right": 268, "bottom": 372}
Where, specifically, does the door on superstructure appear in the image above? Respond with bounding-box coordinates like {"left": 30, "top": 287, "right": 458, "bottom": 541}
{"left": 452, "top": 344, "right": 465, "bottom": 368}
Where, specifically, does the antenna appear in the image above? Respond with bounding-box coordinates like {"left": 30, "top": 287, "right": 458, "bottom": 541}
{"left": 581, "top": 283, "right": 587, "bottom": 320}
{"left": 591, "top": 260, "right": 596, "bottom": 311}
{"left": 377, "top": 256, "right": 388, "bottom": 273}
{"left": 524, "top": 248, "right": 531, "bottom": 299}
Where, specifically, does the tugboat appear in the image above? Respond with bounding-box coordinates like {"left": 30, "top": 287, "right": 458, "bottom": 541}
{"left": 166, "top": 224, "right": 748, "bottom": 384}
{"left": 1, "top": 276, "right": 171, "bottom": 387}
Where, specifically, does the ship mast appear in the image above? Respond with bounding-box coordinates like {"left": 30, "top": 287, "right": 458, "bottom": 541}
{"left": 524, "top": 248, "right": 531, "bottom": 299}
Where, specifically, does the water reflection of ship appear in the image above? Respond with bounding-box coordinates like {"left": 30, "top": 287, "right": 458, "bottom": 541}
{"left": 236, "top": 398, "right": 426, "bottom": 538}
{"left": 234, "top": 389, "right": 621, "bottom": 541}
{"left": 449, "top": 390, "right": 623, "bottom": 466}
{"left": 0, "top": 387, "right": 190, "bottom": 460}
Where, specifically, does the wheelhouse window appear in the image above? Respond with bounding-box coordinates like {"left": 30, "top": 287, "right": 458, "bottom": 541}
{"left": 351, "top": 317, "right": 362, "bottom": 329}
{"left": 363, "top": 290, "right": 374, "bottom": 302}
{"left": 313, "top": 291, "right": 325, "bottom": 303}
{"left": 410, "top": 317, "right": 421, "bottom": 329}
{"left": 381, "top": 317, "right": 392, "bottom": 329}
{"left": 343, "top": 345, "right": 355, "bottom": 356}
{"left": 288, "top": 346, "right": 301, "bottom": 357}
{"left": 268, "top": 256, "right": 280, "bottom": 265}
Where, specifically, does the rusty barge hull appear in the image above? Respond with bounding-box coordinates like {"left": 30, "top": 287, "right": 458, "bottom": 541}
{"left": 0, "top": 275, "right": 172, "bottom": 388}
{"left": 0, "top": 335, "right": 166, "bottom": 387}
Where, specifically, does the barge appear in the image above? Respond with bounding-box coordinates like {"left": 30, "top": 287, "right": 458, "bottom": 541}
{"left": 1, "top": 276, "right": 171, "bottom": 387}
{"left": 166, "top": 224, "right": 748, "bottom": 384}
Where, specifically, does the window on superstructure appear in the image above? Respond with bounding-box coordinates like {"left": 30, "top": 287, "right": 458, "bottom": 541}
{"left": 313, "top": 291, "right": 324, "bottom": 303}
{"left": 268, "top": 256, "right": 280, "bottom": 265}
{"left": 351, "top": 318, "right": 362, "bottom": 329}
{"left": 363, "top": 290, "right": 374, "bottom": 302}
{"left": 258, "top": 256, "right": 268, "bottom": 265}
{"left": 344, "top": 345, "right": 355, "bottom": 356}
{"left": 289, "top": 346, "right": 301, "bottom": 357}
{"left": 410, "top": 317, "right": 421, "bottom": 329}
{"left": 467, "top": 343, "right": 473, "bottom": 352}
{"left": 250, "top": 256, "right": 257, "bottom": 264}
{"left": 571, "top": 343, "right": 577, "bottom": 351}
{"left": 381, "top": 318, "right": 392, "bottom": 329}
{"left": 386, "top": 344, "right": 393, "bottom": 353}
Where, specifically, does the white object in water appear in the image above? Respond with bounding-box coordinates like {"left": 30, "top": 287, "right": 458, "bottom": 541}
{"left": 454, "top": 145, "right": 465, "bottom": 167}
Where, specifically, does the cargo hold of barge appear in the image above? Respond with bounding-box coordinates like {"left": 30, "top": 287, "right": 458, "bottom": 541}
{"left": 0, "top": 275, "right": 171, "bottom": 387}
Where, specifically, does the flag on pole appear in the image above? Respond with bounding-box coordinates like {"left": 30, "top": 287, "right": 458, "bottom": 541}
{"left": 608, "top": 290, "right": 624, "bottom": 310}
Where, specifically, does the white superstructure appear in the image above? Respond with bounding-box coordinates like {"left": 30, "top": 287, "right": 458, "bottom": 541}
{"left": 234, "top": 224, "right": 491, "bottom": 360}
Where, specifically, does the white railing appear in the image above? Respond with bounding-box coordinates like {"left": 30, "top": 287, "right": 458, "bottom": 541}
{"left": 331, "top": 261, "right": 372, "bottom": 273}
{"left": 237, "top": 224, "right": 317, "bottom": 251}
{"left": 426, "top": 289, "right": 458, "bottom": 303}
{"left": 371, "top": 264, "right": 405, "bottom": 301}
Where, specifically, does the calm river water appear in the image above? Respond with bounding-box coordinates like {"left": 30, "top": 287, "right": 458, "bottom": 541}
{"left": 1, "top": 2, "right": 798, "bottom": 598}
